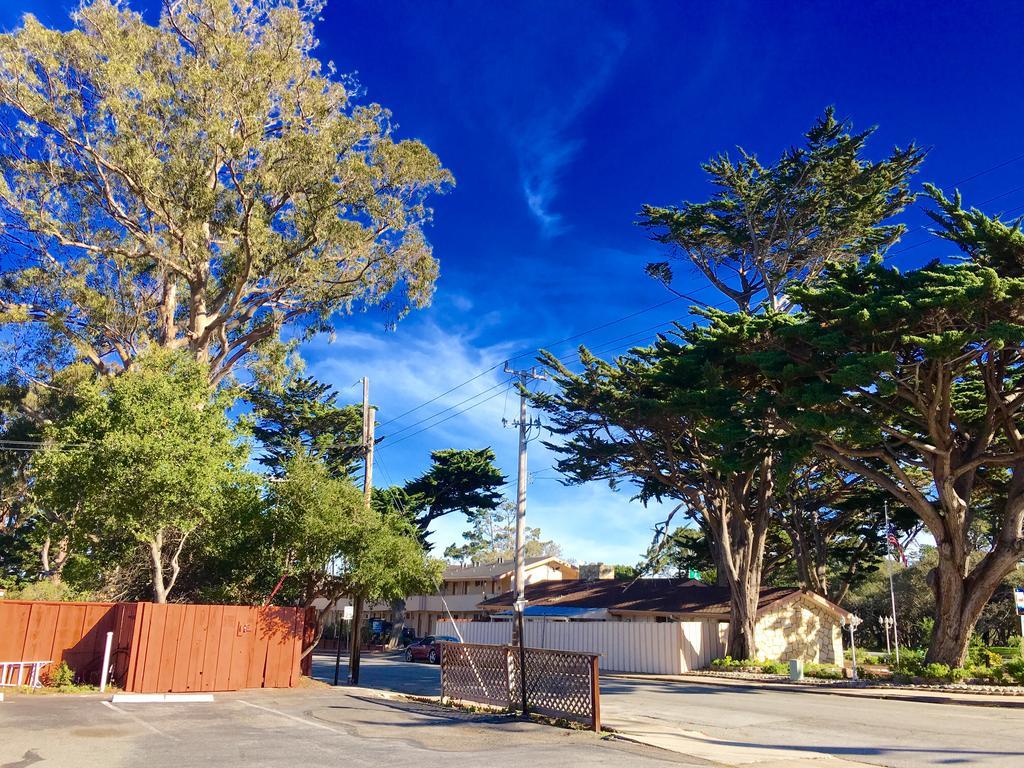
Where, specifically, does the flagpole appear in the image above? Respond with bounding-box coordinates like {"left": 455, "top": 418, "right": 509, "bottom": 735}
{"left": 884, "top": 500, "right": 901, "bottom": 664}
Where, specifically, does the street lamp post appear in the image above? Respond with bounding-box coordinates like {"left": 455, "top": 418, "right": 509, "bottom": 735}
{"left": 841, "top": 617, "right": 858, "bottom": 681}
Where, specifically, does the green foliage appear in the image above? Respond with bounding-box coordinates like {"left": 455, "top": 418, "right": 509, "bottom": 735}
{"left": 402, "top": 448, "right": 506, "bottom": 534}
{"left": 888, "top": 648, "right": 926, "bottom": 677}
{"left": 711, "top": 656, "right": 787, "bottom": 675}
{"left": 6, "top": 580, "right": 87, "bottom": 602}
{"left": 0, "top": 0, "right": 451, "bottom": 386}
{"left": 44, "top": 661, "right": 75, "bottom": 688}
{"left": 921, "top": 663, "right": 952, "bottom": 682}
{"left": 31, "top": 350, "right": 249, "bottom": 601}
{"left": 755, "top": 215, "right": 1024, "bottom": 663}
{"left": 445, "top": 501, "right": 563, "bottom": 564}
{"left": 267, "top": 451, "right": 441, "bottom": 612}
{"left": 639, "top": 107, "right": 923, "bottom": 313}
{"left": 1003, "top": 657, "right": 1024, "bottom": 685}
{"left": 803, "top": 663, "right": 844, "bottom": 680}
{"left": 968, "top": 665, "right": 1006, "bottom": 684}
{"left": 248, "top": 377, "right": 363, "bottom": 479}
{"left": 614, "top": 564, "right": 639, "bottom": 580}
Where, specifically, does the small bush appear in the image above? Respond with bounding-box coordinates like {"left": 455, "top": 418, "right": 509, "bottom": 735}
{"left": 1004, "top": 657, "right": 1024, "bottom": 685}
{"left": 969, "top": 665, "right": 1006, "bottom": 684}
{"left": 44, "top": 661, "right": 75, "bottom": 688}
{"left": 921, "top": 663, "right": 951, "bottom": 682}
{"left": 760, "top": 661, "right": 788, "bottom": 675}
{"left": 804, "top": 663, "right": 843, "bottom": 680}
{"left": 889, "top": 648, "right": 925, "bottom": 677}
{"left": 949, "top": 667, "right": 969, "bottom": 682}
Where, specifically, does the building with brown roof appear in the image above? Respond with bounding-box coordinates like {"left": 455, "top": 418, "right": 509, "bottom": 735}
{"left": 476, "top": 578, "right": 856, "bottom": 664}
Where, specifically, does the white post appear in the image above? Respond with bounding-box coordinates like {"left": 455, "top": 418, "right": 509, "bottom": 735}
{"left": 883, "top": 501, "right": 900, "bottom": 664}
{"left": 849, "top": 622, "right": 858, "bottom": 681}
{"left": 99, "top": 631, "right": 114, "bottom": 692}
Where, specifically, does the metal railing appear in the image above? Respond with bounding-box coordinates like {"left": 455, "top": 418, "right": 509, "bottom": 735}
{"left": 1, "top": 660, "right": 52, "bottom": 688}
{"left": 440, "top": 642, "right": 600, "bottom": 732}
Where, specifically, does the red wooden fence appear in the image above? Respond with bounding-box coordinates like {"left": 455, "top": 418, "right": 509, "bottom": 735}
{"left": 0, "top": 600, "right": 306, "bottom": 692}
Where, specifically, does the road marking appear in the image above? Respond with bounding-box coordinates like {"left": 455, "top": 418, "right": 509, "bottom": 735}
{"left": 102, "top": 701, "right": 177, "bottom": 740}
{"left": 110, "top": 693, "right": 215, "bottom": 704}
{"left": 237, "top": 699, "right": 341, "bottom": 733}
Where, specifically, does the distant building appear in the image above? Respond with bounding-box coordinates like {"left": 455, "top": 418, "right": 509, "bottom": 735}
{"left": 477, "top": 578, "right": 856, "bottom": 665}
{"left": 404, "top": 556, "right": 579, "bottom": 636}
{"left": 319, "top": 555, "right": 579, "bottom": 638}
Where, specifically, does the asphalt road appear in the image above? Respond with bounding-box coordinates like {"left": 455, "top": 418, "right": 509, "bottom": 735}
{"left": 311, "top": 653, "right": 1024, "bottom": 768}
{"left": 0, "top": 687, "right": 697, "bottom": 768}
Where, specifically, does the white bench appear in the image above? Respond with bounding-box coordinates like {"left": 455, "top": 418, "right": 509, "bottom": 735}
{"left": 0, "top": 660, "right": 52, "bottom": 688}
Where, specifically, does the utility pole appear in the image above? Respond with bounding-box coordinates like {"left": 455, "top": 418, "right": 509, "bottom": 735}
{"left": 348, "top": 376, "right": 374, "bottom": 686}
{"left": 503, "top": 362, "right": 545, "bottom": 717}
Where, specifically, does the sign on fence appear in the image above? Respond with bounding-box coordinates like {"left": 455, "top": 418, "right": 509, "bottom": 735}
{"left": 439, "top": 642, "right": 600, "bottom": 732}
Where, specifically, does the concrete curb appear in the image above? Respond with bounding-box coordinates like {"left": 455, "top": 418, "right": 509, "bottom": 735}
{"left": 110, "top": 693, "right": 215, "bottom": 704}
{"left": 607, "top": 672, "right": 1024, "bottom": 709}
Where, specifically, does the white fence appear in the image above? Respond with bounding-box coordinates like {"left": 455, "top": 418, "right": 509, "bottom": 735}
{"left": 435, "top": 620, "right": 726, "bottom": 675}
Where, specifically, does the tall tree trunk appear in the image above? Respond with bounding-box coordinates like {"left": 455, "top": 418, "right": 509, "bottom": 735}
{"left": 386, "top": 599, "right": 407, "bottom": 649}
{"left": 927, "top": 536, "right": 1020, "bottom": 666}
{"left": 150, "top": 534, "right": 168, "bottom": 604}
{"left": 726, "top": 562, "right": 762, "bottom": 660}
{"left": 40, "top": 533, "right": 70, "bottom": 583}
{"left": 717, "top": 493, "right": 770, "bottom": 660}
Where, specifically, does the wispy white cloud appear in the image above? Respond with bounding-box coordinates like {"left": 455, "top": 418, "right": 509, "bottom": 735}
{"left": 302, "top": 319, "right": 670, "bottom": 564}
{"left": 511, "top": 32, "right": 628, "bottom": 237}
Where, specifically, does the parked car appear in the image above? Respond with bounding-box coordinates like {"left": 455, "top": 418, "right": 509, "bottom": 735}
{"left": 404, "top": 635, "right": 460, "bottom": 664}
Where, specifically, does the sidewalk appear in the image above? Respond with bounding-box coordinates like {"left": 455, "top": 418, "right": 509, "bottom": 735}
{"left": 606, "top": 671, "right": 1024, "bottom": 708}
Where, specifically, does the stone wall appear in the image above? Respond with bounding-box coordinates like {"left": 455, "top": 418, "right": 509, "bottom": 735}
{"left": 753, "top": 596, "right": 843, "bottom": 664}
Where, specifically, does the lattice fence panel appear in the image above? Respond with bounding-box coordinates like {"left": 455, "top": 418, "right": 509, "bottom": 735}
{"left": 439, "top": 642, "right": 510, "bottom": 708}
{"left": 510, "top": 647, "right": 596, "bottom": 726}
{"left": 441, "top": 642, "right": 600, "bottom": 731}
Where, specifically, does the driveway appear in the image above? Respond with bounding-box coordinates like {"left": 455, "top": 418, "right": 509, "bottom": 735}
{"left": 0, "top": 686, "right": 697, "bottom": 768}
{"left": 312, "top": 653, "right": 1024, "bottom": 768}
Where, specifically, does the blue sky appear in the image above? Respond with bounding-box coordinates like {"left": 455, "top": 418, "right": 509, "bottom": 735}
{"left": 6, "top": 1, "right": 1024, "bottom": 564}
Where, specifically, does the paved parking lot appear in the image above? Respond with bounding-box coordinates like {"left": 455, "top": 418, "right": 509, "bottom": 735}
{"left": 0, "top": 686, "right": 696, "bottom": 768}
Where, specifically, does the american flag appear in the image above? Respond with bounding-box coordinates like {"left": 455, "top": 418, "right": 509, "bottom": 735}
{"left": 887, "top": 526, "right": 908, "bottom": 566}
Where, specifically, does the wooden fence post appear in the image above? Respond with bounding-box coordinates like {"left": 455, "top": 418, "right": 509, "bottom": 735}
{"left": 590, "top": 655, "right": 601, "bottom": 733}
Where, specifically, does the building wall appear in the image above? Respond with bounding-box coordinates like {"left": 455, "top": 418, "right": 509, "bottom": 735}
{"left": 436, "top": 619, "right": 725, "bottom": 674}
{"left": 753, "top": 597, "right": 843, "bottom": 664}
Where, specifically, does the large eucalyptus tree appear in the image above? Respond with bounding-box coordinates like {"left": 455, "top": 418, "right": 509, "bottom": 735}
{"left": 0, "top": 0, "right": 451, "bottom": 387}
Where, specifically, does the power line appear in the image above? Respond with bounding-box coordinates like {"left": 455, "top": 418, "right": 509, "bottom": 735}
{"left": 381, "top": 380, "right": 514, "bottom": 449}
{"left": 949, "top": 151, "right": 1024, "bottom": 186}
{"left": 382, "top": 377, "right": 513, "bottom": 441}
{"left": 891, "top": 198, "right": 1024, "bottom": 256}
{"left": 376, "top": 363, "right": 505, "bottom": 429}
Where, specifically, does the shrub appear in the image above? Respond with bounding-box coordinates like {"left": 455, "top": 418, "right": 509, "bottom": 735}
{"left": 760, "top": 661, "right": 788, "bottom": 675}
{"left": 969, "top": 665, "right": 1006, "bottom": 684}
{"left": 921, "top": 663, "right": 951, "bottom": 682}
{"left": 949, "top": 667, "right": 969, "bottom": 683}
{"left": 889, "top": 648, "right": 925, "bottom": 677}
{"left": 804, "top": 663, "right": 843, "bottom": 680}
{"left": 44, "top": 661, "right": 75, "bottom": 688}
{"left": 1004, "top": 657, "right": 1024, "bottom": 685}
